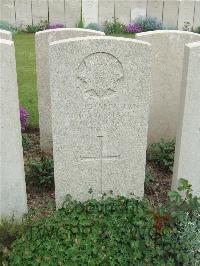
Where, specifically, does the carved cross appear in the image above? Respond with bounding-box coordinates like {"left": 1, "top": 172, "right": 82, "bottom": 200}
{"left": 80, "top": 136, "right": 120, "bottom": 193}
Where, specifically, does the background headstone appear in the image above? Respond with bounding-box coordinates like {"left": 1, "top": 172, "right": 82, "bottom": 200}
{"left": 136, "top": 30, "right": 200, "bottom": 143}
{"left": 15, "top": 0, "right": 32, "bottom": 26}
{"left": 131, "top": 0, "right": 147, "bottom": 21}
{"left": 162, "top": 0, "right": 179, "bottom": 28}
{"left": 98, "top": 0, "right": 115, "bottom": 26}
{"left": 0, "top": 0, "right": 15, "bottom": 24}
{"left": 65, "top": 0, "right": 82, "bottom": 27}
{"left": 193, "top": 0, "right": 200, "bottom": 29}
{"left": 0, "top": 39, "right": 27, "bottom": 221}
{"left": 49, "top": 36, "right": 152, "bottom": 207}
{"left": 0, "top": 29, "right": 12, "bottom": 40}
{"left": 35, "top": 29, "right": 105, "bottom": 153}
{"left": 48, "top": 0, "right": 65, "bottom": 24}
{"left": 82, "top": 0, "right": 98, "bottom": 26}
{"left": 172, "top": 41, "right": 200, "bottom": 197}
{"left": 146, "top": 0, "right": 164, "bottom": 21}
{"left": 178, "top": 0, "right": 196, "bottom": 30}
{"left": 32, "top": 0, "right": 48, "bottom": 25}
{"left": 115, "top": 0, "right": 131, "bottom": 25}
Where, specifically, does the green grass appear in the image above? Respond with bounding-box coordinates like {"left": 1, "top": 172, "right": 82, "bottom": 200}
{"left": 13, "top": 32, "right": 135, "bottom": 128}
{"left": 13, "top": 33, "right": 38, "bottom": 128}
{"left": 108, "top": 33, "right": 135, "bottom": 38}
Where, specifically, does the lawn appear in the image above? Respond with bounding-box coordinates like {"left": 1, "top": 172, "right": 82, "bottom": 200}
{"left": 13, "top": 33, "right": 38, "bottom": 128}
{"left": 13, "top": 32, "right": 135, "bottom": 128}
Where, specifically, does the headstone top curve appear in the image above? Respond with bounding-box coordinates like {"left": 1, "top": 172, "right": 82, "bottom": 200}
{"left": 35, "top": 28, "right": 105, "bottom": 37}
{"left": 49, "top": 35, "right": 152, "bottom": 47}
{"left": 0, "top": 29, "right": 12, "bottom": 41}
{"left": 136, "top": 30, "right": 200, "bottom": 38}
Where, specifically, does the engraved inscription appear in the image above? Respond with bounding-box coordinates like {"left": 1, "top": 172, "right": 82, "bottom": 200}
{"left": 78, "top": 52, "right": 124, "bottom": 98}
{"left": 80, "top": 136, "right": 121, "bottom": 192}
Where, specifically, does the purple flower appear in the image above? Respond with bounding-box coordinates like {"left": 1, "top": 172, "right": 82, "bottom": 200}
{"left": 125, "top": 23, "right": 142, "bottom": 33}
{"left": 20, "top": 107, "right": 29, "bottom": 132}
{"left": 47, "top": 23, "right": 65, "bottom": 29}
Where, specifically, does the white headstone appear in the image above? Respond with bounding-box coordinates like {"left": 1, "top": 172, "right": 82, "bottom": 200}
{"left": 0, "top": 29, "right": 12, "bottom": 40}
{"left": 15, "top": 0, "right": 32, "bottom": 26}
{"left": 178, "top": 0, "right": 196, "bottom": 30}
{"left": 82, "top": 0, "right": 98, "bottom": 26}
{"left": 146, "top": 0, "right": 163, "bottom": 21}
{"left": 131, "top": 0, "right": 147, "bottom": 21}
{"left": 98, "top": 0, "right": 115, "bottom": 26}
{"left": 32, "top": 0, "right": 48, "bottom": 25}
{"left": 172, "top": 41, "right": 200, "bottom": 197}
{"left": 35, "top": 29, "right": 105, "bottom": 153}
{"left": 193, "top": 1, "right": 200, "bottom": 29}
{"left": 0, "top": 39, "right": 27, "bottom": 221}
{"left": 48, "top": 0, "right": 65, "bottom": 24}
{"left": 49, "top": 36, "right": 152, "bottom": 207}
{"left": 65, "top": 0, "right": 82, "bottom": 27}
{"left": 162, "top": 0, "right": 179, "bottom": 28}
{"left": 115, "top": 0, "right": 131, "bottom": 25}
{"left": 0, "top": 0, "right": 15, "bottom": 24}
{"left": 136, "top": 30, "right": 200, "bottom": 143}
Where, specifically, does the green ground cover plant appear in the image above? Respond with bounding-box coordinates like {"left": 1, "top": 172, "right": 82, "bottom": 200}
{"left": 193, "top": 26, "right": 200, "bottom": 34}
{"left": 0, "top": 220, "right": 24, "bottom": 265}
{"left": 26, "top": 156, "right": 54, "bottom": 189}
{"left": 147, "top": 139, "right": 175, "bottom": 172}
{"left": 22, "top": 135, "right": 32, "bottom": 151}
{"left": 25, "top": 21, "right": 48, "bottom": 33}
{"left": 1, "top": 180, "right": 199, "bottom": 265}
{"left": 144, "top": 168, "right": 155, "bottom": 191}
{"left": 104, "top": 18, "right": 125, "bottom": 34}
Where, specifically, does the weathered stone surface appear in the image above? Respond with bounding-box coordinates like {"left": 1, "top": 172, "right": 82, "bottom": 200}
{"left": 146, "top": 0, "right": 163, "bottom": 21}
{"left": 193, "top": 1, "right": 200, "bottom": 29}
{"left": 131, "top": 0, "right": 147, "bottom": 21}
{"left": 0, "top": 0, "right": 15, "bottom": 24}
{"left": 172, "top": 41, "right": 200, "bottom": 197}
{"left": 48, "top": 0, "right": 65, "bottom": 24}
{"left": 98, "top": 0, "right": 114, "bottom": 25}
{"left": 115, "top": 0, "right": 131, "bottom": 25}
{"left": 136, "top": 30, "right": 200, "bottom": 143}
{"left": 35, "top": 29, "right": 105, "bottom": 153}
{"left": 65, "top": 0, "right": 82, "bottom": 27}
{"left": 162, "top": 0, "right": 179, "bottom": 28}
{"left": 32, "top": 0, "right": 48, "bottom": 25}
{"left": 178, "top": 0, "right": 196, "bottom": 30}
{"left": 15, "top": 0, "right": 32, "bottom": 26}
{"left": 49, "top": 36, "right": 152, "bottom": 207}
{"left": 0, "top": 39, "right": 27, "bottom": 221}
{"left": 0, "top": 29, "right": 12, "bottom": 40}
{"left": 82, "top": 0, "right": 98, "bottom": 26}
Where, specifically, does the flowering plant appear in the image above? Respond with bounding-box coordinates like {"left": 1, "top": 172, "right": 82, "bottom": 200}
{"left": 20, "top": 107, "right": 29, "bottom": 132}
{"left": 133, "top": 16, "right": 163, "bottom": 32}
{"left": 47, "top": 23, "right": 65, "bottom": 29}
{"left": 124, "top": 23, "right": 142, "bottom": 33}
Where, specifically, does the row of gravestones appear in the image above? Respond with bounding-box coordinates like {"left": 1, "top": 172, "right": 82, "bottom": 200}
{"left": 1, "top": 0, "right": 200, "bottom": 30}
{"left": 0, "top": 28, "right": 200, "bottom": 221}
